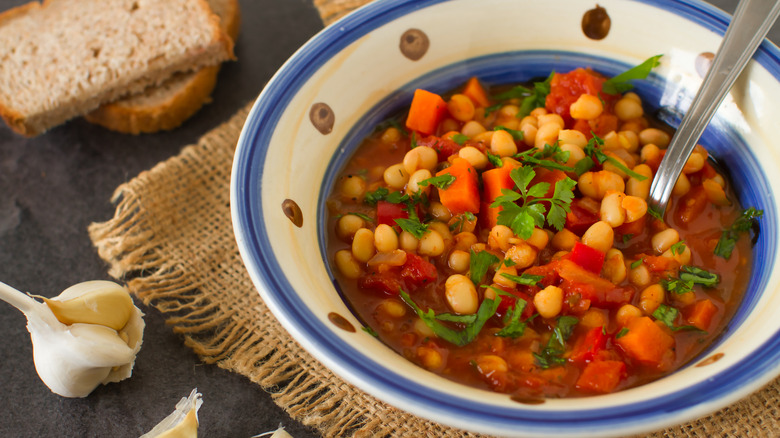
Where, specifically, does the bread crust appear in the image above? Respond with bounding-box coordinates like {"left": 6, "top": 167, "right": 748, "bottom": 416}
{"left": 85, "top": 0, "right": 241, "bottom": 134}
{"left": 0, "top": 0, "right": 235, "bottom": 136}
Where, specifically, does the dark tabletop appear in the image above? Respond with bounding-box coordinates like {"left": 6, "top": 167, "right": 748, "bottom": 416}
{"left": 0, "top": 1, "right": 776, "bottom": 437}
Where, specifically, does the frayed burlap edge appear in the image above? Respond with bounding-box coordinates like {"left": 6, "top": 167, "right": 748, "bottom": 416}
{"left": 88, "top": 0, "right": 780, "bottom": 437}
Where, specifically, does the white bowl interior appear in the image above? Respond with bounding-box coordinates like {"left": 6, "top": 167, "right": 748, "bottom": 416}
{"left": 232, "top": 0, "right": 780, "bottom": 436}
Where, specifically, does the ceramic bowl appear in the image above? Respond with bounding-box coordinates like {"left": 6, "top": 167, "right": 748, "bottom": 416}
{"left": 231, "top": 0, "right": 780, "bottom": 436}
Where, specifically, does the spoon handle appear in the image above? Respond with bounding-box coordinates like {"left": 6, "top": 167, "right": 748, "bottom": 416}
{"left": 647, "top": 0, "right": 780, "bottom": 214}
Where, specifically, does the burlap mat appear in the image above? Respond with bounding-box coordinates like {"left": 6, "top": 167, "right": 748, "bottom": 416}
{"left": 88, "top": 1, "right": 780, "bottom": 436}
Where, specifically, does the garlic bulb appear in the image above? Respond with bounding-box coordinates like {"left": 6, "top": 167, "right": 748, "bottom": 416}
{"left": 252, "top": 426, "right": 294, "bottom": 438}
{"left": 0, "top": 280, "right": 144, "bottom": 398}
{"left": 140, "top": 389, "right": 202, "bottom": 438}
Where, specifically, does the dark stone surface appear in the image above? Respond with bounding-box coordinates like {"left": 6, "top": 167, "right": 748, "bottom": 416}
{"left": 0, "top": 0, "right": 776, "bottom": 437}
{"left": 0, "top": 1, "right": 323, "bottom": 437}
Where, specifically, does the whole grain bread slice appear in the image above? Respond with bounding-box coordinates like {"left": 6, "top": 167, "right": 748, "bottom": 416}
{"left": 84, "top": 0, "right": 241, "bottom": 134}
{"left": 0, "top": 0, "right": 234, "bottom": 136}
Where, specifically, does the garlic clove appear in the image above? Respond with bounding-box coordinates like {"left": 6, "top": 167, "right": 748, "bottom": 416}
{"left": 141, "top": 389, "right": 202, "bottom": 438}
{"left": 252, "top": 426, "right": 294, "bottom": 438}
{"left": 0, "top": 280, "right": 144, "bottom": 398}
{"left": 40, "top": 280, "right": 134, "bottom": 331}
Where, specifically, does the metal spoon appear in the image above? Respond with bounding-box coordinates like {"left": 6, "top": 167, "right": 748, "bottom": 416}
{"left": 647, "top": 0, "right": 780, "bottom": 215}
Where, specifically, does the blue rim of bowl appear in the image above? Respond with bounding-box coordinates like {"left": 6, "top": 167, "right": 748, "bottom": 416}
{"left": 232, "top": 0, "right": 780, "bottom": 435}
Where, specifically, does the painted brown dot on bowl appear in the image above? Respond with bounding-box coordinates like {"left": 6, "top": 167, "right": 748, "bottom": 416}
{"left": 582, "top": 4, "right": 611, "bottom": 40}
{"left": 282, "top": 198, "right": 303, "bottom": 228}
{"left": 510, "top": 395, "right": 546, "bottom": 405}
{"left": 328, "top": 312, "right": 356, "bottom": 332}
{"left": 310, "top": 102, "right": 335, "bottom": 135}
{"left": 400, "top": 29, "right": 429, "bottom": 61}
{"left": 695, "top": 52, "right": 715, "bottom": 78}
{"left": 696, "top": 352, "right": 724, "bottom": 367}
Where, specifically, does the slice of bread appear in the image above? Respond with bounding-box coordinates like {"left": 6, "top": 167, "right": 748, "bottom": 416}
{"left": 85, "top": 0, "right": 241, "bottom": 134}
{"left": 0, "top": 0, "right": 234, "bottom": 136}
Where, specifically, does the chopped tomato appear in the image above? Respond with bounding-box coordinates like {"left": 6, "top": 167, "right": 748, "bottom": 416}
{"left": 565, "top": 199, "right": 601, "bottom": 235}
{"left": 570, "top": 326, "right": 608, "bottom": 363}
{"left": 357, "top": 271, "right": 403, "bottom": 296}
{"left": 416, "top": 135, "right": 462, "bottom": 161}
{"left": 545, "top": 68, "right": 613, "bottom": 125}
{"left": 376, "top": 201, "right": 408, "bottom": 226}
{"left": 400, "top": 253, "right": 438, "bottom": 288}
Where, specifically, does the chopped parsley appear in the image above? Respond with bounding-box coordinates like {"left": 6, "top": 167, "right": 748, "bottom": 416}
{"left": 499, "top": 272, "right": 544, "bottom": 286}
{"left": 451, "top": 133, "right": 469, "bottom": 145}
{"left": 361, "top": 326, "right": 379, "bottom": 337}
{"left": 679, "top": 265, "right": 719, "bottom": 288}
{"left": 344, "top": 212, "right": 374, "bottom": 222}
{"left": 669, "top": 241, "right": 686, "bottom": 255}
{"left": 515, "top": 142, "right": 575, "bottom": 173}
{"left": 496, "top": 299, "right": 528, "bottom": 339}
{"left": 581, "top": 134, "right": 647, "bottom": 180}
{"left": 714, "top": 207, "right": 763, "bottom": 259}
{"left": 399, "top": 290, "right": 500, "bottom": 347}
{"left": 449, "top": 211, "right": 476, "bottom": 233}
{"left": 418, "top": 174, "right": 456, "bottom": 190}
{"left": 363, "top": 187, "right": 390, "bottom": 206}
{"left": 490, "top": 166, "right": 576, "bottom": 239}
{"left": 469, "top": 249, "right": 500, "bottom": 286}
{"left": 616, "top": 327, "right": 629, "bottom": 339}
{"left": 533, "top": 316, "right": 579, "bottom": 368}
{"left": 601, "top": 55, "right": 663, "bottom": 95}
{"left": 494, "top": 125, "right": 524, "bottom": 141}
{"left": 394, "top": 217, "right": 429, "bottom": 239}
{"left": 661, "top": 277, "right": 694, "bottom": 295}
{"left": 483, "top": 103, "right": 502, "bottom": 117}
{"left": 630, "top": 258, "right": 644, "bottom": 269}
{"left": 652, "top": 304, "right": 705, "bottom": 333}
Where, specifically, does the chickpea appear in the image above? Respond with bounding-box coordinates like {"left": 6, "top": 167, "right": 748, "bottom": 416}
{"left": 603, "top": 248, "right": 627, "bottom": 284}
{"left": 581, "top": 221, "right": 614, "bottom": 253}
{"left": 600, "top": 190, "right": 627, "bottom": 228}
{"left": 639, "top": 284, "right": 665, "bottom": 315}
{"left": 383, "top": 163, "right": 409, "bottom": 189}
{"left": 580, "top": 308, "right": 608, "bottom": 328}
{"left": 628, "top": 262, "right": 651, "bottom": 287}
{"left": 652, "top": 228, "right": 680, "bottom": 254}
{"left": 622, "top": 195, "right": 648, "bottom": 223}
{"left": 339, "top": 175, "right": 366, "bottom": 199}
{"left": 377, "top": 299, "right": 407, "bottom": 318}
{"left": 445, "top": 274, "right": 479, "bottom": 314}
{"left": 476, "top": 355, "right": 509, "bottom": 375}
{"left": 334, "top": 250, "right": 362, "bottom": 279}
{"left": 488, "top": 225, "right": 514, "bottom": 252}
{"left": 552, "top": 228, "right": 579, "bottom": 251}
{"left": 458, "top": 146, "right": 489, "bottom": 169}
{"left": 374, "top": 223, "right": 399, "bottom": 253}
{"left": 453, "top": 232, "right": 478, "bottom": 251}
{"left": 461, "top": 120, "right": 487, "bottom": 137}
{"left": 614, "top": 96, "right": 644, "bottom": 120}
{"left": 417, "top": 346, "right": 444, "bottom": 370}
{"left": 558, "top": 129, "right": 588, "bottom": 148}
{"left": 639, "top": 128, "right": 671, "bottom": 148}
{"left": 569, "top": 94, "right": 603, "bottom": 120}
{"left": 336, "top": 214, "right": 365, "bottom": 241}
{"left": 626, "top": 164, "right": 653, "bottom": 199}
{"left": 673, "top": 172, "right": 691, "bottom": 197}
{"left": 537, "top": 113, "right": 565, "bottom": 129}
{"left": 520, "top": 123, "right": 537, "bottom": 147}
{"left": 403, "top": 146, "right": 438, "bottom": 174}
{"left": 490, "top": 129, "right": 518, "bottom": 157}
{"left": 493, "top": 264, "right": 518, "bottom": 288}
{"left": 399, "top": 230, "right": 419, "bottom": 252}
{"left": 534, "top": 122, "right": 560, "bottom": 150}
{"left": 448, "top": 94, "right": 476, "bottom": 122}
{"left": 534, "top": 285, "right": 564, "bottom": 319}
{"left": 505, "top": 242, "right": 537, "bottom": 268}
{"left": 616, "top": 304, "right": 643, "bottom": 326}
{"left": 448, "top": 249, "right": 471, "bottom": 273}
{"left": 381, "top": 127, "right": 401, "bottom": 143}
{"left": 524, "top": 227, "right": 550, "bottom": 251}
{"left": 429, "top": 201, "right": 452, "bottom": 222}
{"left": 578, "top": 170, "right": 625, "bottom": 200}
{"left": 351, "top": 228, "right": 376, "bottom": 263}
{"left": 419, "top": 229, "right": 445, "bottom": 256}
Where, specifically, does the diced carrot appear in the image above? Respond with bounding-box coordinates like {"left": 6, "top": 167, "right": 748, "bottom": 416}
{"left": 575, "top": 360, "right": 626, "bottom": 393}
{"left": 481, "top": 160, "right": 522, "bottom": 228}
{"left": 684, "top": 299, "right": 718, "bottom": 331}
{"left": 675, "top": 185, "right": 708, "bottom": 225}
{"left": 462, "top": 76, "right": 491, "bottom": 108}
{"left": 436, "top": 157, "right": 480, "bottom": 215}
{"left": 616, "top": 316, "right": 674, "bottom": 366}
{"left": 406, "top": 89, "right": 447, "bottom": 135}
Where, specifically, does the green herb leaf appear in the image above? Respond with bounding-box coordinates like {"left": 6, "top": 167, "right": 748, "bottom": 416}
{"left": 469, "top": 250, "right": 500, "bottom": 286}
{"left": 494, "top": 125, "right": 524, "bottom": 141}
{"left": 533, "top": 316, "right": 579, "bottom": 369}
{"left": 622, "top": 233, "right": 634, "bottom": 244}
{"left": 496, "top": 299, "right": 528, "bottom": 338}
{"left": 616, "top": 327, "right": 629, "bottom": 338}
{"left": 714, "top": 207, "right": 763, "bottom": 259}
{"left": 661, "top": 277, "right": 694, "bottom": 295}
{"left": 492, "top": 85, "right": 532, "bottom": 101}
{"left": 410, "top": 131, "right": 418, "bottom": 149}
{"left": 418, "top": 174, "right": 457, "bottom": 190}
{"left": 517, "top": 72, "right": 554, "bottom": 119}
{"left": 362, "top": 326, "right": 379, "bottom": 337}
{"left": 395, "top": 217, "right": 429, "bottom": 239}
{"left": 345, "top": 212, "right": 374, "bottom": 222}
{"left": 652, "top": 303, "right": 706, "bottom": 333}
{"left": 602, "top": 55, "right": 663, "bottom": 95}
{"left": 400, "top": 290, "right": 500, "bottom": 347}
{"left": 363, "top": 187, "right": 390, "bottom": 206}
{"left": 647, "top": 206, "right": 663, "bottom": 221}
{"left": 499, "top": 272, "right": 544, "bottom": 286}
{"left": 451, "top": 133, "right": 469, "bottom": 145}
{"left": 670, "top": 241, "right": 686, "bottom": 255}
{"left": 584, "top": 134, "right": 647, "bottom": 180}
{"left": 679, "top": 265, "right": 720, "bottom": 287}
{"left": 487, "top": 151, "right": 504, "bottom": 168}
{"left": 630, "top": 258, "right": 644, "bottom": 269}
{"left": 484, "top": 103, "right": 503, "bottom": 117}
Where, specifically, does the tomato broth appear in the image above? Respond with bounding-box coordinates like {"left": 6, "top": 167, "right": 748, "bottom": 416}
{"left": 325, "top": 63, "right": 757, "bottom": 398}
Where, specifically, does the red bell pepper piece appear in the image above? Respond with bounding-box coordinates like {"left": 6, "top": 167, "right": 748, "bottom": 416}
{"left": 568, "top": 241, "right": 605, "bottom": 274}
{"left": 570, "top": 326, "right": 608, "bottom": 363}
